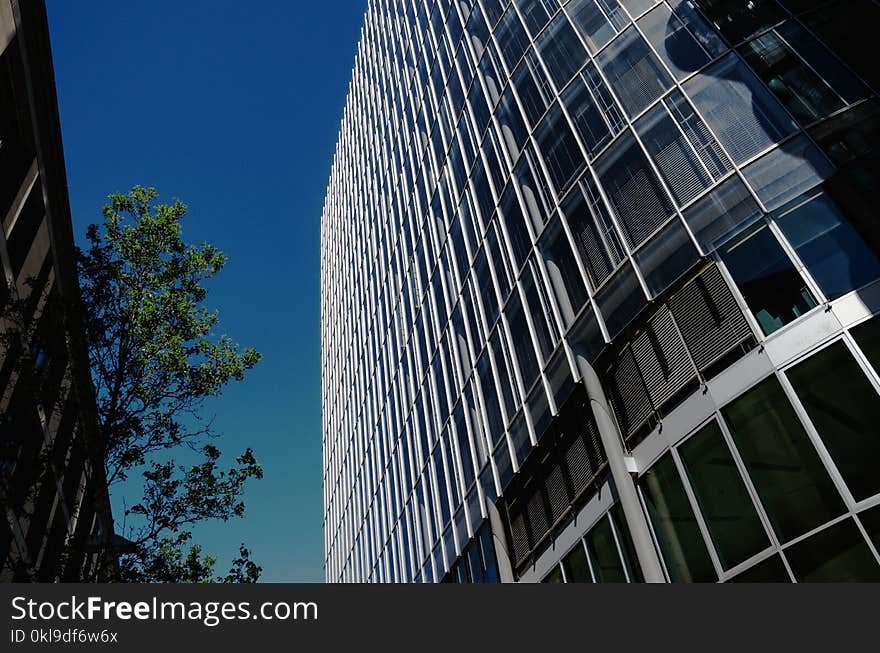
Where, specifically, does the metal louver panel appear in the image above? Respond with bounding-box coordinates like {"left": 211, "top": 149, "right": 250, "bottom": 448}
{"left": 509, "top": 509, "right": 531, "bottom": 567}
{"left": 526, "top": 491, "right": 550, "bottom": 543}
{"left": 544, "top": 461, "right": 570, "bottom": 523}
{"left": 668, "top": 264, "right": 754, "bottom": 372}
{"left": 631, "top": 306, "right": 698, "bottom": 408}
{"left": 564, "top": 432, "right": 591, "bottom": 497}
{"left": 608, "top": 347, "right": 654, "bottom": 436}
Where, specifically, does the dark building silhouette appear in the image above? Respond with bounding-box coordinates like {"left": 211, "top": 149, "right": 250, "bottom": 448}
{"left": 0, "top": 0, "right": 114, "bottom": 581}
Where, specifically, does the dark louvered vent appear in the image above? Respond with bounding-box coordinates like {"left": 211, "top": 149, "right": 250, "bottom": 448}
{"left": 500, "top": 387, "right": 609, "bottom": 576}
{"left": 632, "top": 306, "right": 698, "bottom": 408}
{"left": 607, "top": 347, "right": 654, "bottom": 436}
{"left": 669, "top": 264, "right": 754, "bottom": 374}
{"left": 603, "top": 263, "right": 754, "bottom": 443}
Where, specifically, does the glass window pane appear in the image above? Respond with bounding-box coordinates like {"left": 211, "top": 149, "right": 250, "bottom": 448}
{"left": 739, "top": 30, "right": 845, "bottom": 125}
{"left": 774, "top": 188, "right": 880, "bottom": 301}
{"left": 595, "top": 130, "right": 675, "bottom": 248}
{"left": 679, "top": 421, "right": 769, "bottom": 569}
{"left": 635, "top": 103, "right": 712, "bottom": 205}
{"left": 641, "top": 454, "right": 717, "bottom": 582}
{"left": 786, "top": 519, "right": 880, "bottom": 582}
{"left": 741, "top": 135, "right": 834, "bottom": 212}
{"left": 787, "top": 341, "right": 880, "bottom": 502}
{"left": 562, "top": 75, "right": 615, "bottom": 158}
{"left": 541, "top": 565, "right": 565, "bottom": 582}
{"left": 567, "top": 0, "right": 618, "bottom": 54}
{"left": 775, "top": 20, "right": 867, "bottom": 104}
{"left": 689, "top": 0, "right": 784, "bottom": 45}
{"left": 596, "top": 26, "right": 673, "bottom": 118}
{"left": 610, "top": 502, "right": 645, "bottom": 581}
{"left": 852, "top": 316, "right": 880, "bottom": 376}
{"left": 595, "top": 261, "right": 647, "bottom": 338}
{"left": 718, "top": 221, "right": 817, "bottom": 336}
{"left": 858, "top": 505, "right": 880, "bottom": 553}
{"left": 495, "top": 6, "right": 531, "bottom": 70}
{"left": 682, "top": 176, "right": 761, "bottom": 253}
{"left": 539, "top": 216, "right": 590, "bottom": 325}
{"left": 683, "top": 53, "right": 797, "bottom": 165}
{"left": 561, "top": 542, "right": 593, "bottom": 582}
{"left": 634, "top": 218, "right": 699, "bottom": 296}
{"left": 722, "top": 376, "right": 845, "bottom": 543}
{"left": 561, "top": 184, "right": 618, "bottom": 290}
{"left": 638, "top": 3, "right": 710, "bottom": 80}
{"left": 536, "top": 104, "right": 588, "bottom": 194}
{"left": 537, "top": 12, "right": 589, "bottom": 89}
{"left": 728, "top": 555, "right": 791, "bottom": 582}
{"left": 585, "top": 515, "right": 628, "bottom": 582}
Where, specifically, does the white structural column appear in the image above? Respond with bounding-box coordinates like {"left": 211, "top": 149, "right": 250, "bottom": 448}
{"left": 576, "top": 355, "right": 666, "bottom": 583}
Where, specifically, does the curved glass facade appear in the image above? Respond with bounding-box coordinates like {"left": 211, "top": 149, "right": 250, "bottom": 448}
{"left": 320, "top": 0, "right": 880, "bottom": 583}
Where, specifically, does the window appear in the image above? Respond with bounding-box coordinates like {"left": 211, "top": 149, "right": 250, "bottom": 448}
{"left": 728, "top": 555, "right": 791, "bottom": 582}
{"left": 740, "top": 30, "right": 844, "bottom": 126}
{"left": 721, "top": 376, "right": 845, "bottom": 543}
{"left": 515, "top": 0, "right": 560, "bottom": 35}
{"left": 679, "top": 421, "right": 769, "bottom": 569}
{"left": 683, "top": 176, "right": 762, "bottom": 253}
{"left": 596, "top": 26, "right": 673, "bottom": 118}
{"left": 718, "top": 221, "right": 817, "bottom": 336}
{"left": 689, "top": 0, "right": 785, "bottom": 45}
{"left": 495, "top": 87, "right": 530, "bottom": 161}
{"left": 634, "top": 218, "right": 699, "bottom": 296}
{"left": 773, "top": 188, "right": 880, "bottom": 300}
{"left": 785, "top": 519, "right": 880, "bottom": 582}
{"left": 787, "top": 341, "right": 880, "bottom": 502}
{"left": 641, "top": 453, "right": 717, "bottom": 582}
{"left": 535, "top": 104, "right": 587, "bottom": 194}
{"left": 495, "top": 6, "right": 531, "bottom": 70}
{"left": 595, "top": 130, "right": 674, "bottom": 248}
{"left": 683, "top": 53, "right": 797, "bottom": 164}
{"left": 561, "top": 184, "right": 619, "bottom": 290}
{"left": 562, "top": 75, "right": 616, "bottom": 158}
{"left": 595, "top": 262, "right": 646, "bottom": 338}
{"left": 561, "top": 542, "right": 593, "bottom": 582}
{"left": 741, "top": 135, "right": 834, "bottom": 212}
{"left": 537, "top": 12, "right": 589, "bottom": 89}
{"left": 566, "top": 0, "right": 617, "bottom": 54}
{"left": 539, "top": 217, "right": 590, "bottom": 327}
{"left": 663, "top": 91, "right": 731, "bottom": 181}
{"left": 635, "top": 103, "right": 713, "bottom": 205}
{"left": 585, "top": 515, "right": 628, "bottom": 582}
{"left": 505, "top": 291, "right": 541, "bottom": 392}
{"left": 638, "top": 3, "right": 709, "bottom": 80}
{"left": 542, "top": 565, "right": 564, "bottom": 582}
{"left": 512, "top": 50, "right": 553, "bottom": 126}
{"left": 500, "top": 184, "right": 533, "bottom": 273}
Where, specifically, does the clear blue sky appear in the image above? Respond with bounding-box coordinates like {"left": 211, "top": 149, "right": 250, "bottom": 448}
{"left": 46, "top": 0, "right": 366, "bottom": 581}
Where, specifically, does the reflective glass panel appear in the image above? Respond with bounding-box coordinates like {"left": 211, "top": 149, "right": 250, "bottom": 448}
{"left": 722, "top": 376, "right": 845, "bottom": 543}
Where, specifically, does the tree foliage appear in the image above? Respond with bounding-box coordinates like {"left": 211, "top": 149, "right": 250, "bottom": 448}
{"left": 75, "top": 186, "right": 262, "bottom": 581}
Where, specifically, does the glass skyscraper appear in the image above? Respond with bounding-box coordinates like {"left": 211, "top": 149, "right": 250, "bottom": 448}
{"left": 320, "top": 0, "right": 880, "bottom": 583}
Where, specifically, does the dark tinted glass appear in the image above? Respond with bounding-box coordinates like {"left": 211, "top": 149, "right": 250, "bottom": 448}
{"left": 585, "top": 516, "right": 628, "bottom": 582}
{"left": 561, "top": 542, "right": 593, "bottom": 582}
{"left": 719, "top": 222, "right": 817, "bottom": 336}
{"left": 679, "top": 421, "right": 769, "bottom": 569}
{"left": 641, "top": 454, "right": 717, "bottom": 582}
{"left": 728, "top": 555, "right": 791, "bottom": 582}
{"left": 787, "top": 341, "right": 880, "bottom": 502}
{"left": 786, "top": 519, "right": 880, "bottom": 582}
{"left": 774, "top": 189, "right": 880, "bottom": 300}
{"left": 722, "top": 376, "right": 845, "bottom": 543}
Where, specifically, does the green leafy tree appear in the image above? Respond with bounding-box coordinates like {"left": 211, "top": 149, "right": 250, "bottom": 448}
{"left": 74, "top": 186, "right": 263, "bottom": 582}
